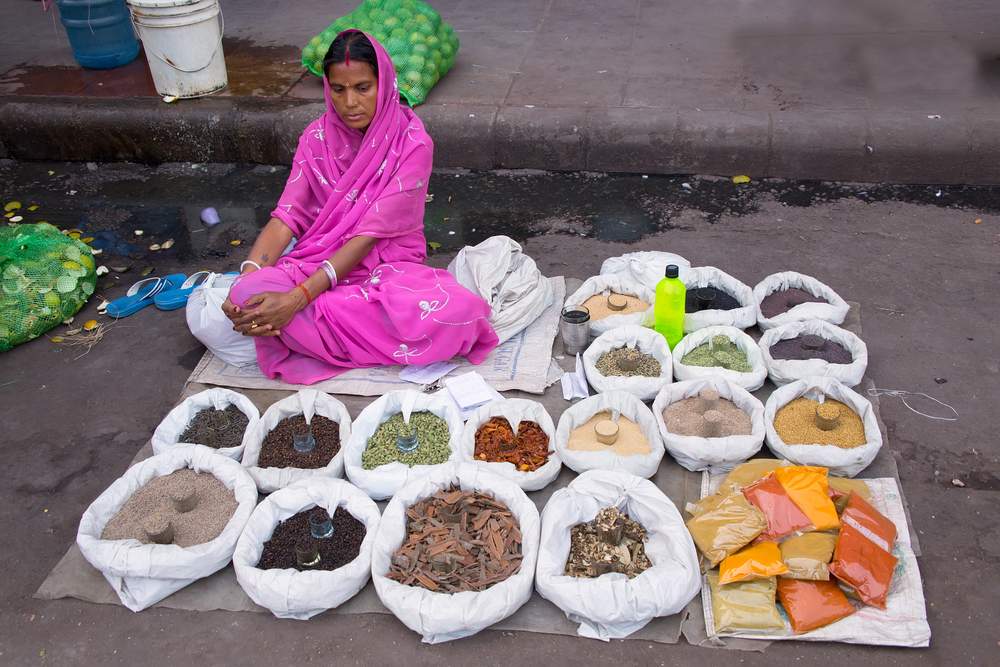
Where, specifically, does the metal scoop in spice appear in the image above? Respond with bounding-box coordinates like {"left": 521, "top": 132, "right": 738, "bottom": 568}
{"left": 308, "top": 507, "right": 334, "bottom": 539}
{"left": 396, "top": 422, "right": 419, "bottom": 453}
{"left": 607, "top": 292, "right": 628, "bottom": 311}
{"left": 695, "top": 287, "right": 717, "bottom": 311}
{"left": 293, "top": 428, "right": 317, "bottom": 453}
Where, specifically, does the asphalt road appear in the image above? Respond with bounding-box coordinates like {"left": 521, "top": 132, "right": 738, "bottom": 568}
{"left": 1, "top": 161, "right": 998, "bottom": 665}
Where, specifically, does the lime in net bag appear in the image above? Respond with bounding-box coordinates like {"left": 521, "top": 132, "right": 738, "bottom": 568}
{"left": 0, "top": 223, "right": 96, "bottom": 351}
{"left": 302, "top": 0, "right": 459, "bottom": 106}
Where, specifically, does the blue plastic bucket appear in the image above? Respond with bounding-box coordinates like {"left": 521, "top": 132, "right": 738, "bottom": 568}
{"left": 57, "top": 0, "right": 140, "bottom": 69}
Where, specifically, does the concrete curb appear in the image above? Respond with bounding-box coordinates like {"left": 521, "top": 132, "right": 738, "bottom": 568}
{"left": 1, "top": 95, "right": 997, "bottom": 184}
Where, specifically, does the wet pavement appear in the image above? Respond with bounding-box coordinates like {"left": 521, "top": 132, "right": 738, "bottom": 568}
{"left": 1, "top": 161, "right": 999, "bottom": 664}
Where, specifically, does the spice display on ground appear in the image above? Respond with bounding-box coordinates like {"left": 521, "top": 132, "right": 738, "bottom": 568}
{"left": 595, "top": 346, "right": 662, "bottom": 378}
{"left": 474, "top": 417, "right": 551, "bottom": 472}
{"left": 663, "top": 388, "right": 753, "bottom": 437}
{"left": 685, "top": 286, "right": 742, "bottom": 313}
{"left": 681, "top": 335, "right": 752, "bottom": 372}
{"left": 567, "top": 411, "right": 651, "bottom": 456}
{"left": 565, "top": 506, "right": 653, "bottom": 578}
{"left": 179, "top": 404, "right": 249, "bottom": 450}
{"left": 256, "top": 506, "right": 366, "bottom": 571}
{"left": 582, "top": 291, "right": 649, "bottom": 321}
{"left": 769, "top": 334, "right": 853, "bottom": 364}
{"left": 361, "top": 411, "right": 450, "bottom": 470}
{"left": 774, "top": 397, "right": 866, "bottom": 448}
{"left": 258, "top": 414, "right": 341, "bottom": 469}
{"left": 760, "top": 287, "right": 828, "bottom": 318}
{"left": 101, "top": 468, "right": 237, "bottom": 547}
{"left": 387, "top": 487, "right": 522, "bottom": 592}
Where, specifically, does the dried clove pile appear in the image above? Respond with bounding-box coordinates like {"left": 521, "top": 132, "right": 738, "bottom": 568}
{"left": 387, "top": 486, "right": 523, "bottom": 593}
{"left": 565, "top": 506, "right": 652, "bottom": 578}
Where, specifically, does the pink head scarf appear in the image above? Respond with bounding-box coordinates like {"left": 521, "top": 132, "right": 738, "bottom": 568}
{"left": 271, "top": 31, "right": 433, "bottom": 275}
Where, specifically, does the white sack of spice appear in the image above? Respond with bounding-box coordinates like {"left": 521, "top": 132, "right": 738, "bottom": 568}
{"left": 753, "top": 270, "right": 849, "bottom": 331}
{"left": 371, "top": 462, "right": 541, "bottom": 644}
{"left": 240, "top": 389, "right": 352, "bottom": 493}
{"left": 682, "top": 266, "right": 756, "bottom": 332}
{"left": 672, "top": 325, "right": 768, "bottom": 391}
{"left": 77, "top": 445, "right": 258, "bottom": 612}
{"left": 535, "top": 469, "right": 701, "bottom": 641}
{"left": 564, "top": 274, "right": 656, "bottom": 338}
{"left": 186, "top": 272, "right": 258, "bottom": 367}
{"left": 344, "top": 390, "right": 464, "bottom": 500}
{"left": 652, "top": 378, "right": 765, "bottom": 474}
{"left": 458, "top": 398, "right": 561, "bottom": 492}
{"left": 233, "top": 477, "right": 380, "bottom": 620}
{"left": 152, "top": 387, "right": 260, "bottom": 461}
{"left": 555, "top": 391, "right": 665, "bottom": 478}
{"left": 764, "top": 377, "right": 883, "bottom": 477}
{"left": 600, "top": 250, "right": 692, "bottom": 292}
{"left": 758, "top": 319, "right": 868, "bottom": 387}
{"left": 447, "top": 235, "right": 554, "bottom": 345}
{"left": 583, "top": 325, "right": 673, "bottom": 401}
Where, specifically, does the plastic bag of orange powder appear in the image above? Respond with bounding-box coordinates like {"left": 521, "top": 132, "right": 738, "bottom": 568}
{"left": 774, "top": 466, "right": 840, "bottom": 531}
{"left": 743, "top": 473, "right": 813, "bottom": 540}
{"left": 777, "top": 578, "right": 856, "bottom": 633}
{"left": 828, "top": 524, "right": 897, "bottom": 609}
{"left": 719, "top": 541, "right": 788, "bottom": 584}
{"left": 840, "top": 492, "right": 896, "bottom": 552}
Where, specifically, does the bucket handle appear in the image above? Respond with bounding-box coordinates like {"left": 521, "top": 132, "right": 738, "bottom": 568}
{"left": 129, "top": 6, "right": 225, "bottom": 74}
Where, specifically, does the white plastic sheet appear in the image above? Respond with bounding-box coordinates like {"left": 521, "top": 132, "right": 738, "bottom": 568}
{"left": 651, "top": 378, "right": 765, "bottom": 473}
{"left": 151, "top": 387, "right": 260, "bottom": 461}
{"left": 76, "top": 445, "right": 258, "bottom": 612}
{"left": 682, "top": 266, "right": 756, "bottom": 332}
{"left": 447, "top": 235, "right": 553, "bottom": 345}
{"left": 554, "top": 391, "right": 665, "bottom": 478}
{"left": 753, "top": 271, "right": 849, "bottom": 331}
{"left": 582, "top": 325, "right": 673, "bottom": 400}
{"left": 233, "top": 477, "right": 380, "bottom": 620}
{"left": 240, "top": 389, "right": 352, "bottom": 492}
{"left": 371, "top": 462, "right": 540, "bottom": 643}
{"left": 535, "top": 470, "right": 701, "bottom": 640}
{"left": 764, "top": 377, "right": 883, "bottom": 477}
{"left": 344, "top": 390, "right": 464, "bottom": 500}
{"left": 457, "top": 398, "right": 561, "bottom": 491}
{"left": 671, "top": 325, "right": 767, "bottom": 391}
{"left": 564, "top": 274, "right": 655, "bottom": 338}
{"left": 759, "top": 319, "right": 868, "bottom": 387}
{"left": 600, "top": 250, "right": 692, "bottom": 291}
{"left": 186, "top": 272, "right": 257, "bottom": 367}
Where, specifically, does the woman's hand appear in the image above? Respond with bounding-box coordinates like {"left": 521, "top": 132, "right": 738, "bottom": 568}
{"left": 222, "top": 296, "right": 241, "bottom": 324}
{"left": 232, "top": 290, "right": 308, "bottom": 336}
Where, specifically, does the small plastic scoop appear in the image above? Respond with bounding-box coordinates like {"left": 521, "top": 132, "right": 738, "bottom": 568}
{"left": 308, "top": 508, "right": 334, "bottom": 539}
{"left": 595, "top": 419, "right": 619, "bottom": 445}
{"left": 396, "top": 424, "right": 419, "bottom": 453}
{"left": 607, "top": 293, "right": 628, "bottom": 311}
{"left": 293, "top": 429, "right": 316, "bottom": 453}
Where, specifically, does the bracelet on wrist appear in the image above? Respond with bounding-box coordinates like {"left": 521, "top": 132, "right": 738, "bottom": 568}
{"left": 296, "top": 283, "right": 313, "bottom": 306}
{"left": 322, "top": 260, "right": 338, "bottom": 287}
{"left": 240, "top": 260, "right": 262, "bottom": 273}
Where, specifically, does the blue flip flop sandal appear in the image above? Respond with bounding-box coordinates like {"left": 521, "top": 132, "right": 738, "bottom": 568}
{"left": 153, "top": 271, "right": 212, "bottom": 311}
{"left": 106, "top": 273, "right": 185, "bottom": 319}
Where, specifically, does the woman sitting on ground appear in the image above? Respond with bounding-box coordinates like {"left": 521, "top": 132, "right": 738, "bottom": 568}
{"left": 224, "top": 31, "right": 498, "bottom": 384}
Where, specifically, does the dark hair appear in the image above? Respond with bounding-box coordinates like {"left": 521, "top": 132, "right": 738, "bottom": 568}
{"left": 323, "top": 31, "right": 379, "bottom": 77}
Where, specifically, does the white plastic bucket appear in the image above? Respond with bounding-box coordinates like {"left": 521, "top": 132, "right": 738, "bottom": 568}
{"left": 127, "top": 0, "right": 227, "bottom": 98}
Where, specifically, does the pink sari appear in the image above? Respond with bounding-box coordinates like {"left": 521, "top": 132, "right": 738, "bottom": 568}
{"left": 229, "top": 33, "right": 498, "bottom": 385}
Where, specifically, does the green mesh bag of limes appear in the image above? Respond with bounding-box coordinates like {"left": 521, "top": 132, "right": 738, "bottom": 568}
{"left": 302, "top": 0, "right": 459, "bottom": 107}
{"left": 0, "top": 223, "right": 96, "bottom": 351}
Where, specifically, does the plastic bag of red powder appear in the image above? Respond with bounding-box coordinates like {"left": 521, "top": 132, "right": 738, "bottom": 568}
{"left": 743, "top": 473, "right": 813, "bottom": 540}
{"left": 828, "top": 524, "right": 897, "bottom": 609}
{"left": 839, "top": 492, "right": 896, "bottom": 552}
{"left": 777, "top": 578, "right": 856, "bottom": 633}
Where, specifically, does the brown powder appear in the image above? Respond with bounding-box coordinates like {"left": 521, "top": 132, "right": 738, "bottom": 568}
{"left": 773, "top": 397, "right": 867, "bottom": 448}
{"left": 101, "top": 468, "right": 238, "bottom": 547}
{"left": 582, "top": 292, "right": 650, "bottom": 321}
{"left": 663, "top": 390, "right": 752, "bottom": 437}
{"left": 567, "top": 411, "right": 650, "bottom": 456}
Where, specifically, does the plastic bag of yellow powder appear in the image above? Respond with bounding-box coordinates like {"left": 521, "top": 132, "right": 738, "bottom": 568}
{"left": 719, "top": 541, "right": 788, "bottom": 584}
{"left": 774, "top": 466, "right": 840, "bottom": 531}
{"left": 686, "top": 494, "right": 767, "bottom": 568}
{"left": 779, "top": 532, "right": 838, "bottom": 580}
{"left": 707, "top": 572, "right": 785, "bottom": 634}
{"left": 828, "top": 476, "right": 871, "bottom": 513}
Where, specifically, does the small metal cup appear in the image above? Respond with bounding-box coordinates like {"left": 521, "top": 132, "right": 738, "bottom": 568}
{"left": 695, "top": 287, "right": 717, "bottom": 311}
{"left": 560, "top": 306, "right": 591, "bottom": 355}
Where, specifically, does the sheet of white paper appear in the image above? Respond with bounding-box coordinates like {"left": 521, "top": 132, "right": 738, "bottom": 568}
{"left": 434, "top": 384, "right": 504, "bottom": 421}
{"left": 445, "top": 371, "right": 501, "bottom": 410}
{"left": 561, "top": 353, "right": 590, "bottom": 400}
{"left": 398, "top": 361, "right": 459, "bottom": 385}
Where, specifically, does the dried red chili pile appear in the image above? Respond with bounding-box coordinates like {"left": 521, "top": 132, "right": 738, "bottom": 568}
{"left": 474, "top": 417, "right": 551, "bottom": 472}
{"left": 387, "top": 486, "right": 523, "bottom": 593}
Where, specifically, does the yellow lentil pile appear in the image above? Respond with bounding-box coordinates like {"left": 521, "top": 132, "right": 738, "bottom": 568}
{"left": 582, "top": 292, "right": 649, "bottom": 321}
{"left": 773, "top": 397, "right": 867, "bottom": 448}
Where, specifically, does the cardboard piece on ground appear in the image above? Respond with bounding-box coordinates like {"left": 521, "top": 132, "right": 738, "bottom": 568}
{"left": 185, "top": 277, "right": 565, "bottom": 396}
